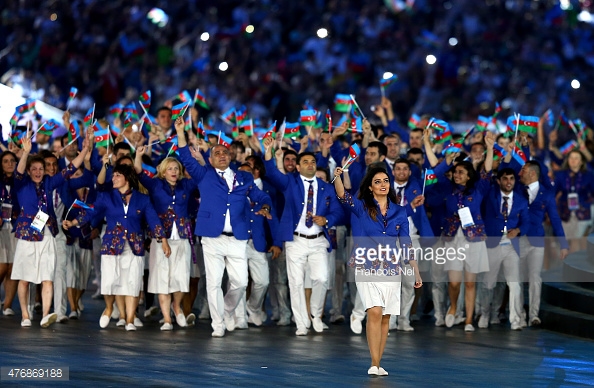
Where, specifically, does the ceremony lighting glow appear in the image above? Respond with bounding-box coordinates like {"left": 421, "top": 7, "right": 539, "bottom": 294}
{"left": 245, "top": 25, "right": 255, "bottom": 34}
{"left": 571, "top": 79, "right": 580, "bottom": 89}
{"left": 219, "top": 62, "right": 229, "bottom": 72}
{"left": 448, "top": 37, "right": 458, "bottom": 46}
{"left": 50, "top": 13, "right": 57, "bottom": 21}
{"left": 426, "top": 55, "right": 437, "bottom": 65}
{"left": 578, "top": 10, "right": 593, "bottom": 23}
{"left": 560, "top": 0, "right": 571, "bottom": 10}
{"left": 383, "top": 72, "right": 394, "bottom": 79}
{"left": 200, "top": 32, "right": 210, "bottom": 42}
{"left": 317, "top": 28, "right": 328, "bottom": 39}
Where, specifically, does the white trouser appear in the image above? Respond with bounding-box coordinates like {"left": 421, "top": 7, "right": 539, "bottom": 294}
{"left": 481, "top": 244, "right": 523, "bottom": 325}
{"left": 430, "top": 239, "right": 448, "bottom": 320}
{"left": 398, "top": 237, "right": 421, "bottom": 325}
{"left": 351, "top": 291, "right": 366, "bottom": 321}
{"left": 202, "top": 235, "right": 248, "bottom": 332}
{"left": 268, "top": 248, "right": 290, "bottom": 320}
{"left": 331, "top": 225, "right": 348, "bottom": 315}
{"left": 519, "top": 236, "right": 545, "bottom": 321}
{"left": 235, "top": 240, "right": 270, "bottom": 322}
{"left": 53, "top": 231, "right": 68, "bottom": 317}
{"left": 285, "top": 235, "right": 329, "bottom": 331}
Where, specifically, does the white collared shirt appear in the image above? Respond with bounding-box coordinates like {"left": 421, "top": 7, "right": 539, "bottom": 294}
{"left": 254, "top": 177, "right": 263, "bottom": 190}
{"left": 295, "top": 175, "right": 322, "bottom": 235}
{"left": 395, "top": 181, "right": 418, "bottom": 236}
{"left": 527, "top": 181, "right": 539, "bottom": 205}
{"left": 216, "top": 167, "right": 235, "bottom": 233}
{"left": 385, "top": 158, "right": 395, "bottom": 171}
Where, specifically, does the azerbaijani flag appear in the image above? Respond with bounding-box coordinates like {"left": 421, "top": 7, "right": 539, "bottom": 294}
{"left": 380, "top": 74, "right": 398, "bottom": 90}
{"left": 441, "top": 142, "right": 462, "bottom": 155}
{"left": 342, "top": 143, "right": 361, "bottom": 169}
{"left": 123, "top": 113, "right": 133, "bottom": 130}
{"left": 516, "top": 115, "right": 538, "bottom": 135}
{"left": 560, "top": 140, "right": 578, "bottom": 155}
{"left": 83, "top": 105, "right": 95, "bottom": 128}
{"left": 142, "top": 163, "right": 157, "bottom": 178}
{"left": 68, "top": 121, "right": 81, "bottom": 142}
{"left": 284, "top": 122, "right": 300, "bottom": 138}
{"left": 197, "top": 120, "right": 207, "bottom": 138}
{"left": 512, "top": 141, "right": 527, "bottom": 166}
{"left": 334, "top": 94, "right": 352, "bottom": 113}
{"left": 184, "top": 115, "right": 192, "bottom": 132}
{"left": 174, "top": 90, "right": 192, "bottom": 103}
{"left": 544, "top": 109, "right": 554, "bottom": 127}
{"left": 505, "top": 116, "right": 517, "bottom": 138}
{"left": 193, "top": 89, "right": 210, "bottom": 109}
{"left": 37, "top": 119, "right": 60, "bottom": 137}
{"left": 142, "top": 113, "right": 157, "bottom": 126}
{"left": 218, "top": 132, "right": 233, "bottom": 148}
{"left": 429, "top": 119, "right": 448, "bottom": 132}
{"left": 72, "top": 199, "right": 94, "bottom": 211}
{"left": 493, "top": 101, "right": 502, "bottom": 116}
{"left": 558, "top": 111, "right": 570, "bottom": 129}
{"left": 9, "top": 113, "right": 19, "bottom": 127}
{"left": 408, "top": 113, "right": 420, "bottom": 129}
{"left": 92, "top": 120, "right": 110, "bottom": 148}
{"left": 349, "top": 117, "right": 362, "bottom": 133}
{"left": 476, "top": 115, "right": 490, "bottom": 132}
{"left": 262, "top": 121, "right": 276, "bottom": 140}
{"left": 110, "top": 125, "right": 121, "bottom": 137}
{"left": 493, "top": 143, "right": 508, "bottom": 160}
{"left": 67, "top": 87, "right": 78, "bottom": 109}
{"left": 325, "top": 109, "right": 332, "bottom": 133}
{"left": 108, "top": 103, "right": 123, "bottom": 118}
{"left": 300, "top": 109, "right": 316, "bottom": 126}
{"left": 123, "top": 103, "right": 139, "bottom": 121}
{"left": 139, "top": 90, "right": 151, "bottom": 111}
{"left": 171, "top": 101, "right": 190, "bottom": 121}
{"left": 235, "top": 107, "right": 248, "bottom": 125}
{"left": 424, "top": 169, "right": 438, "bottom": 186}
{"left": 220, "top": 108, "right": 236, "bottom": 125}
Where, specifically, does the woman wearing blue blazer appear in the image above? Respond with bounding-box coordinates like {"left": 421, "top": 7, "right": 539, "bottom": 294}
{"left": 134, "top": 146, "right": 198, "bottom": 331}
{"left": 12, "top": 134, "right": 89, "bottom": 328}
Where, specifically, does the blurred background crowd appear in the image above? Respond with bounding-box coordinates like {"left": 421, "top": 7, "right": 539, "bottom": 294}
{"left": 1, "top": 0, "right": 593, "bottom": 130}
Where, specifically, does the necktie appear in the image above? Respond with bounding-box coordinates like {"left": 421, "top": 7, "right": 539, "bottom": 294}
{"left": 36, "top": 184, "right": 46, "bottom": 211}
{"left": 523, "top": 186, "right": 530, "bottom": 202}
{"left": 305, "top": 180, "right": 314, "bottom": 228}
{"left": 502, "top": 196, "right": 509, "bottom": 220}
{"left": 396, "top": 186, "right": 404, "bottom": 205}
{"left": 219, "top": 171, "right": 225, "bottom": 179}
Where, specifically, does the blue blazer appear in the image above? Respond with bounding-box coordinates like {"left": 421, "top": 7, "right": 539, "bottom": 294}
{"left": 400, "top": 179, "right": 434, "bottom": 242}
{"left": 339, "top": 191, "right": 413, "bottom": 271}
{"left": 139, "top": 173, "right": 198, "bottom": 239}
{"left": 178, "top": 146, "right": 272, "bottom": 240}
{"left": 87, "top": 189, "right": 165, "bottom": 256}
{"left": 13, "top": 163, "right": 77, "bottom": 241}
{"left": 525, "top": 184, "right": 568, "bottom": 249}
{"left": 482, "top": 186, "right": 530, "bottom": 253}
{"left": 245, "top": 195, "right": 283, "bottom": 253}
{"left": 553, "top": 169, "right": 594, "bottom": 222}
{"left": 263, "top": 158, "right": 343, "bottom": 250}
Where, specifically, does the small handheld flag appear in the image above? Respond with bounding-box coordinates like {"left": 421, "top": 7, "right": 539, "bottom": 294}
{"left": 108, "top": 103, "right": 123, "bottom": 118}
{"left": 142, "top": 163, "right": 157, "bottom": 178}
{"left": 193, "top": 89, "right": 210, "bottom": 110}
{"left": 300, "top": 110, "right": 316, "bottom": 127}
{"left": 83, "top": 105, "right": 95, "bottom": 129}
{"left": 334, "top": 94, "right": 352, "bottom": 113}
{"left": 171, "top": 102, "right": 190, "bottom": 121}
{"left": 422, "top": 169, "right": 437, "bottom": 196}
{"left": 67, "top": 87, "right": 78, "bottom": 110}
{"left": 560, "top": 140, "right": 578, "bottom": 155}
{"left": 408, "top": 114, "right": 420, "bottom": 129}
{"left": 139, "top": 90, "right": 152, "bottom": 111}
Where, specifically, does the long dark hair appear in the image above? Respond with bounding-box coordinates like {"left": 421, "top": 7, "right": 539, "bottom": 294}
{"left": 450, "top": 161, "right": 478, "bottom": 195}
{"left": 113, "top": 164, "right": 140, "bottom": 191}
{"left": 358, "top": 166, "right": 397, "bottom": 222}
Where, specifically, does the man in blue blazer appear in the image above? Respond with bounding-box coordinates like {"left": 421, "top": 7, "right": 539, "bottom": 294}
{"left": 234, "top": 163, "right": 283, "bottom": 328}
{"left": 479, "top": 168, "right": 530, "bottom": 330}
{"left": 518, "top": 161, "right": 568, "bottom": 327}
{"left": 392, "top": 158, "right": 433, "bottom": 332}
{"left": 175, "top": 119, "right": 273, "bottom": 338}
{"left": 263, "top": 137, "right": 343, "bottom": 336}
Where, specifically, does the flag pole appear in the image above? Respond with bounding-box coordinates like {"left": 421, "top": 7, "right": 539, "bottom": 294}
{"left": 349, "top": 95, "right": 366, "bottom": 120}
{"left": 512, "top": 113, "right": 519, "bottom": 157}
{"left": 380, "top": 81, "right": 385, "bottom": 99}
{"left": 422, "top": 169, "right": 427, "bottom": 196}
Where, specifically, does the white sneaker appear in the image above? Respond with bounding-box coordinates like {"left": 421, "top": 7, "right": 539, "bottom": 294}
{"left": 235, "top": 320, "right": 248, "bottom": 330}
{"left": 454, "top": 315, "right": 466, "bottom": 325}
{"left": 276, "top": 316, "right": 291, "bottom": 326}
{"left": 368, "top": 366, "right": 379, "bottom": 375}
{"left": 186, "top": 313, "right": 196, "bottom": 326}
{"left": 350, "top": 315, "right": 362, "bottom": 334}
{"left": 322, "top": 322, "right": 329, "bottom": 330}
{"left": 435, "top": 317, "right": 445, "bottom": 327}
{"left": 144, "top": 306, "right": 159, "bottom": 318}
{"left": 69, "top": 311, "right": 79, "bottom": 320}
{"left": 529, "top": 317, "right": 541, "bottom": 327}
{"left": 57, "top": 315, "right": 69, "bottom": 323}
{"left": 295, "top": 328, "right": 308, "bottom": 336}
{"left": 445, "top": 314, "right": 455, "bottom": 328}
{"left": 211, "top": 329, "right": 225, "bottom": 337}
{"left": 478, "top": 315, "right": 489, "bottom": 329}
{"left": 99, "top": 315, "right": 110, "bottom": 328}
{"left": 259, "top": 311, "right": 268, "bottom": 323}
{"left": 78, "top": 299, "right": 84, "bottom": 312}
{"left": 176, "top": 313, "right": 187, "bottom": 328}
{"left": 125, "top": 323, "right": 136, "bottom": 331}
{"left": 312, "top": 317, "right": 324, "bottom": 333}
{"left": 116, "top": 319, "right": 126, "bottom": 327}
{"left": 21, "top": 319, "right": 32, "bottom": 327}
{"left": 224, "top": 313, "right": 235, "bottom": 332}
{"left": 133, "top": 317, "right": 143, "bottom": 327}
{"left": 397, "top": 321, "right": 414, "bottom": 332}
{"left": 464, "top": 324, "right": 475, "bottom": 332}
{"left": 3, "top": 308, "right": 15, "bottom": 316}
{"left": 511, "top": 322, "right": 522, "bottom": 331}
{"left": 378, "top": 367, "right": 389, "bottom": 376}
{"left": 247, "top": 311, "right": 263, "bottom": 326}
{"left": 111, "top": 306, "right": 120, "bottom": 320}
{"left": 40, "top": 313, "right": 57, "bottom": 328}
{"left": 160, "top": 322, "right": 173, "bottom": 331}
